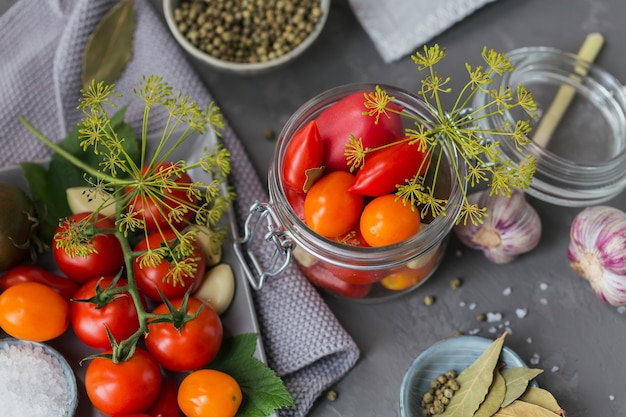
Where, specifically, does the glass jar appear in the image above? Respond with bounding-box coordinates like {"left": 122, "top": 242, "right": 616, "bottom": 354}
{"left": 472, "top": 46, "right": 626, "bottom": 206}
{"left": 236, "top": 83, "right": 465, "bottom": 302}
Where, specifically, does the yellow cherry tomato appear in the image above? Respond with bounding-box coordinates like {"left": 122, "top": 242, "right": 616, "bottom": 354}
{"left": 178, "top": 369, "right": 242, "bottom": 417}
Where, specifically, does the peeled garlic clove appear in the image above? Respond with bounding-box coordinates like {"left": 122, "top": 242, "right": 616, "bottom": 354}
{"left": 568, "top": 205, "right": 626, "bottom": 306}
{"left": 453, "top": 188, "right": 542, "bottom": 264}
{"left": 186, "top": 224, "right": 222, "bottom": 267}
{"left": 66, "top": 186, "right": 116, "bottom": 217}
{"left": 193, "top": 263, "right": 235, "bottom": 314}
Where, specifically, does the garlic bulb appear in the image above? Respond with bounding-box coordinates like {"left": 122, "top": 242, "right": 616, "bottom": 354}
{"left": 453, "top": 188, "right": 542, "bottom": 264}
{"left": 568, "top": 206, "right": 626, "bottom": 306}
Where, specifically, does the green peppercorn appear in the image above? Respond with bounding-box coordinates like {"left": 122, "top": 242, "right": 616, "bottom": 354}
{"left": 423, "top": 295, "right": 436, "bottom": 305}
{"left": 450, "top": 277, "right": 463, "bottom": 289}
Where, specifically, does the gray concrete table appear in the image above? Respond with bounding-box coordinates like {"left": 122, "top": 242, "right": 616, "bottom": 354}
{"left": 148, "top": 1, "right": 626, "bottom": 416}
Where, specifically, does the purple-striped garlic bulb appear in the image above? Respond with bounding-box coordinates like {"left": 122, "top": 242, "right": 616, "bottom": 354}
{"left": 453, "top": 188, "right": 542, "bottom": 264}
{"left": 568, "top": 206, "right": 626, "bottom": 306}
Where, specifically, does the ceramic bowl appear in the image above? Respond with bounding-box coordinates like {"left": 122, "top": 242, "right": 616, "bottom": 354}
{"left": 0, "top": 338, "right": 78, "bottom": 417}
{"left": 162, "top": 0, "right": 330, "bottom": 75}
{"left": 399, "top": 335, "right": 529, "bottom": 417}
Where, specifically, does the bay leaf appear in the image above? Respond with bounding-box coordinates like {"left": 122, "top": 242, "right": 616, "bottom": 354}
{"left": 500, "top": 367, "right": 544, "bottom": 407}
{"left": 82, "top": 0, "right": 135, "bottom": 89}
{"left": 493, "top": 399, "right": 562, "bottom": 416}
{"left": 519, "top": 387, "right": 566, "bottom": 416}
{"left": 439, "top": 332, "right": 507, "bottom": 417}
{"left": 473, "top": 370, "right": 506, "bottom": 417}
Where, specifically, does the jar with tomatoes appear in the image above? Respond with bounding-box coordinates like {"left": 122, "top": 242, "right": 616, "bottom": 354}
{"left": 237, "top": 83, "right": 466, "bottom": 301}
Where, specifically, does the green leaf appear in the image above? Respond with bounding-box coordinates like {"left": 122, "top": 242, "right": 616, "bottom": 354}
{"left": 519, "top": 387, "right": 564, "bottom": 414}
{"left": 500, "top": 367, "right": 544, "bottom": 408}
{"left": 493, "top": 399, "right": 562, "bottom": 416}
{"left": 209, "top": 333, "right": 295, "bottom": 417}
{"left": 20, "top": 107, "right": 138, "bottom": 242}
{"left": 440, "top": 332, "right": 507, "bottom": 417}
{"left": 474, "top": 370, "right": 506, "bottom": 417}
{"left": 82, "top": 0, "right": 135, "bottom": 89}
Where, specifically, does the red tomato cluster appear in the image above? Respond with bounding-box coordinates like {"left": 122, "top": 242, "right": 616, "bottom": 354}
{"left": 0, "top": 162, "right": 239, "bottom": 417}
{"left": 281, "top": 91, "right": 436, "bottom": 297}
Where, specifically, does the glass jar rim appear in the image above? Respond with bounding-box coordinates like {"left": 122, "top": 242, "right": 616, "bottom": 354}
{"left": 476, "top": 46, "right": 626, "bottom": 206}
{"left": 268, "top": 82, "right": 466, "bottom": 269}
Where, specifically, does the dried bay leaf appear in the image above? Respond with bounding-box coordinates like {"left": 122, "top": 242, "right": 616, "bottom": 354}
{"left": 473, "top": 370, "right": 506, "bottom": 417}
{"left": 82, "top": 0, "right": 135, "bottom": 89}
{"left": 439, "top": 332, "right": 508, "bottom": 417}
{"left": 519, "top": 387, "right": 566, "bottom": 416}
{"left": 500, "top": 367, "right": 544, "bottom": 408}
{"left": 493, "top": 399, "right": 562, "bottom": 416}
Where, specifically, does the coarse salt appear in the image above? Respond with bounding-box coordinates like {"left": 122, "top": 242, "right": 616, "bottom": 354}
{"left": 0, "top": 342, "right": 74, "bottom": 417}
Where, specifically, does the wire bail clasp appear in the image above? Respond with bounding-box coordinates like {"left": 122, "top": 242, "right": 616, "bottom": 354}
{"left": 233, "top": 201, "right": 294, "bottom": 290}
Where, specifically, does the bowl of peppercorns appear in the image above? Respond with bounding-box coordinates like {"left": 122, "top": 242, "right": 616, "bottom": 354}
{"left": 163, "top": 0, "right": 330, "bottom": 75}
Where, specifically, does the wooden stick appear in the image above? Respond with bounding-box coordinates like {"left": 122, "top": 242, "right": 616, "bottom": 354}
{"left": 532, "top": 32, "right": 605, "bottom": 148}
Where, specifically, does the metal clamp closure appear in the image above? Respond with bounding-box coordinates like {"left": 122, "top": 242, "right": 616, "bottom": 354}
{"left": 233, "top": 201, "right": 294, "bottom": 290}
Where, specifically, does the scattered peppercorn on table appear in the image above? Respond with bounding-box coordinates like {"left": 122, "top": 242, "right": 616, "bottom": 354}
{"left": 2, "top": 0, "right": 626, "bottom": 416}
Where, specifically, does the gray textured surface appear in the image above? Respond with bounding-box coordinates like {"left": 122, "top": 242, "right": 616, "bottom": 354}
{"left": 2, "top": 0, "right": 626, "bottom": 416}
{"left": 149, "top": 1, "right": 626, "bottom": 416}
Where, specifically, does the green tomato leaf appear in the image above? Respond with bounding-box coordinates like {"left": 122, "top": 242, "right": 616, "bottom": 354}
{"left": 82, "top": 0, "right": 135, "bottom": 89}
{"left": 210, "top": 333, "right": 295, "bottom": 417}
{"left": 500, "top": 367, "right": 544, "bottom": 408}
{"left": 440, "top": 332, "right": 507, "bottom": 417}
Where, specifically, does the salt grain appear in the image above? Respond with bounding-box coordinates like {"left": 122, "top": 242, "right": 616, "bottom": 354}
{"left": 529, "top": 353, "right": 541, "bottom": 365}
{"left": 502, "top": 287, "right": 512, "bottom": 296}
{"left": 526, "top": 337, "right": 533, "bottom": 344}
{"left": 0, "top": 342, "right": 74, "bottom": 417}
{"left": 539, "top": 282, "right": 548, "bottom": 291}
{"left": 540, "top": 298, "right": 548, "bottom": 305}
{"left": 609, "top": 395, "right": 615, "bottom": 401}
{"left": 486, "top": 312, "right": 502, "bottom": 322}
{"left": 515, "top": 308, "right": 528, "bottom": 319}
{"left": 551, "top": 365, "right": 560, "bottom": 372}
{"left": 468, "top": 302, "right": 477, "bottom": 310}
{"left": 617, "top": 306, "right": 626, "bottom": 314}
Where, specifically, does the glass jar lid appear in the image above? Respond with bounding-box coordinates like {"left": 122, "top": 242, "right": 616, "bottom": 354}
{"left": 473, "top": 46, "right": 626, "bottom": 206}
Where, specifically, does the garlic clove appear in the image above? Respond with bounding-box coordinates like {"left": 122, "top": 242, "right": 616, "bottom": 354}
{"left": 568, "top": 205, "right": 626, "bottom": 306}
{"left": 454, "top": 188, "right": 542, "bottom": 264}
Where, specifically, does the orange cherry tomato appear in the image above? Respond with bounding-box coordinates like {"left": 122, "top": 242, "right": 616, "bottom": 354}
{"left": 178, "top": 369, "right": 242, "bottom": 417}
{"left": 304, "top": 171, "right": 364, "bottom": 238}
{"left": 360, "top": 194, "right": 421, "bottom": 247}
{"left": 0, "top": 281, "right": 69, "bottom": 341}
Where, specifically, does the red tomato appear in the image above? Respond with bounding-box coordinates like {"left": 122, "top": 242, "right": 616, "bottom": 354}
{"left": 315, "top": 91, "right": 404, "bottom": 172}
{"left": 113, "top": 414, "right": 151, "bottom": 417}
{"left": 324, "top": 263, "right": 383, "bottom": 285}
{"left": 145, "top": 297, "right": 223, "bottom": 372}
{"left": 282, "top": 120, "right": 325, "bottom": 192}
{"left": 85, "top": 347, "right": 162, "bottom": 416}
{"left": 71, "top": 276, "right": 144, "bottom": 350}
{"left": 301, "top": 262, "right": 372, "bottom": 298}
{"left": 126, "top": 162, "right": 197, "bottom": 232}
{"left": 147, "top": 377, "right": 181, "bottom": 417}
{"left": 0, "top": 265, "right": 79, "bottom": 302}
{"left": 304, "top": 171, "right": 364, "bottom": 238}
{"left": 360, "top": 194, "right": 421, "bottom": 247}
{"left": 133, "top": 230, "right": 205, "bottom": 301}
{"left": 285, "top": 187, "right": 306, "bottom": 220}
{"left": 350, "top": 139, "right": 431, "bottom": 196}
{"left": 52, "top": 212, "right": 124, "bottom": 283}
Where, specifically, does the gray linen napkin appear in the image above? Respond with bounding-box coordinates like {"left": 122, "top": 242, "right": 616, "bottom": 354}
{"left": 0, "top": 1, "right": 359, "bottom": 416}
{"left": 348, "top": 0, "right": 498, "bottom": 63}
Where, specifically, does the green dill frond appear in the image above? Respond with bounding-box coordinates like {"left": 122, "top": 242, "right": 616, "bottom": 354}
{"left": 482, "top": 47, "right": 514, "bottom": 75}
{"left": 457, "top": 202, "right": 487, "bottom": 226}
{"left": 206, "top": 102, "right": 225, "bottom": 136}
{"left": 363, "top": 85, "right": 395, "bottom": 124}
{"left": 465, "top": 63, "right": 492, "bottom": 91}
{"left": 516, "top": 84, "right": 538, "bottom": 116}
{"left": 411, "top": 44, "right": 446, "bottom": 70}
{"left": 134, "top": 75, "right": 172, "bottom": 107}
{"left": 344, "top": 135, "right": 366, "bottom": 172}
{"left": 78, "top": 80, "right": 117, "bottom": 110}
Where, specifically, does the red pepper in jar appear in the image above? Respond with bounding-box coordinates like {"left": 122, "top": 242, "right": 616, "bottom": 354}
{"left": 282, "top": 119, "right": 325, "bottom": 193}
{"left": 0, "top": 265, "right": 79, "bottom": 301}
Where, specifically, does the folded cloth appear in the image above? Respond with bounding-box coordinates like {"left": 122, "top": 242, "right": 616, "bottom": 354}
{"left": 0, "top": 1, "right": 359, "bottom": 416}
{"left": 348, "top": 0, "right": 498, "bottom": 63}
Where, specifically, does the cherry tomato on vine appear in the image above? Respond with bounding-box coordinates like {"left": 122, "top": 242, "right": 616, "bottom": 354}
{"left": 304, "top": 171, "right": 364, "bottom": 238}
{"left": 178, "top": 369, "right": 242, "bottom": 417}
{"left": 315, "top": 91, "right": 404, "bottom": 172}
{"left": 0, "top": 281, "right": 69, "bottom": 341}
{"left": 145, "top": 297, "right": 223, "bottom": 372}
{"left": 147, "top": 377, "right": 182, "bottom": 417}
{"left": 282, "top": 120, "right": 325, "bottom": 192}
{"left": 85, "top": 347, "right": 162, "bottom": 416}
{"left": 71, "top": 276, "right": 144, "bottom": 350}
{"left": 126, "top": 162, "right": 197, "bottom": 232}
{"left": 350, "top": 138, "right": 431, "bottom": 197}
{"left": 52, "top": 212, "right": 124, "bottom": 284}
{"left": 0, "top": 264, "right": 79, "bottom": 302}
{"left": 360, "top": 194, "right": 421, "bottom": 247}
{"left": 133, "top": 229, "right": 205, "bottom": 301}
